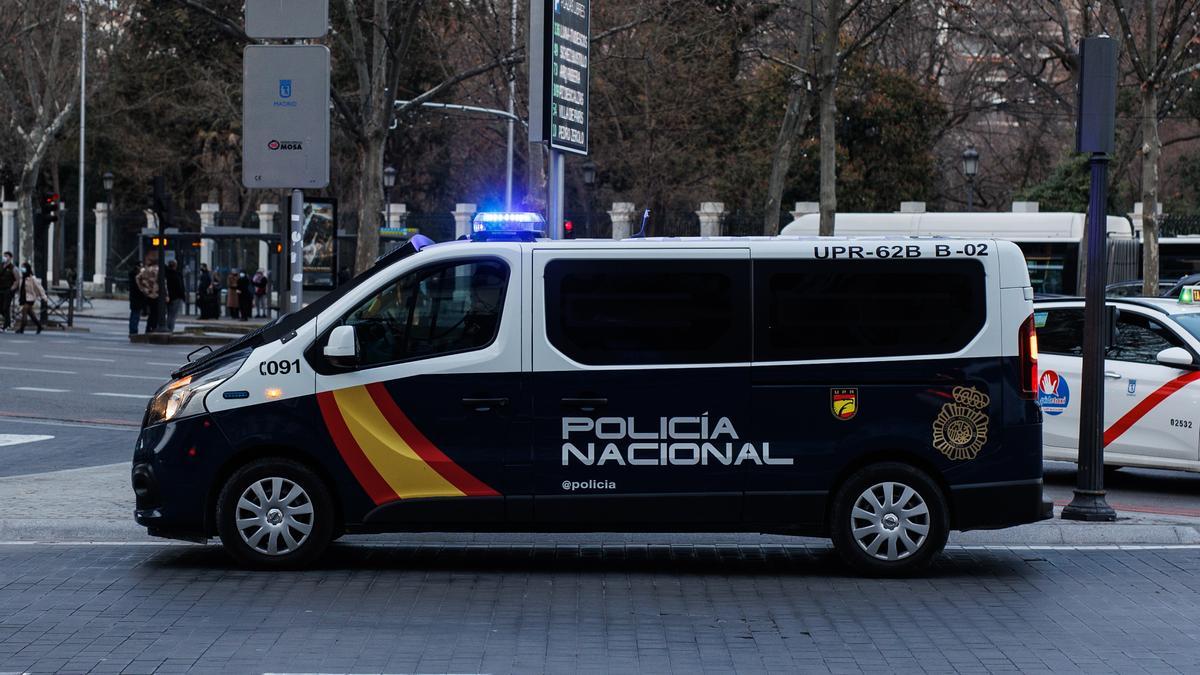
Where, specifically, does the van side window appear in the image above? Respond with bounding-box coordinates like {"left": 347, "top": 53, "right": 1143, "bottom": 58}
{"left": 1037, "top": 308, "right": 1084, "bottom": 356}
{"left": 754, "top": 259, "right": 986, "bottom": 361}
{"left": 544, "top": 259, "right": 750, "bottom": 365}
{"left": 343, "top": 260, "right": 508, "bottom": 368}
{"left": 1108, "top": 312, "right": 1186, "bottom": 365}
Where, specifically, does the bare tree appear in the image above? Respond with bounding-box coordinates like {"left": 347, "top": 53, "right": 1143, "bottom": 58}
{"left": 1109, "top": 0, "right": 1200, "bottom": 294}
{"left": 0, "top": 0, "right": 81, "bottom": 271}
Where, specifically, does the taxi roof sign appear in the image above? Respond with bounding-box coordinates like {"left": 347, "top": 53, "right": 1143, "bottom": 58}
{"left": 1180, "top": 285, "right": 1200, "bottom": 304}
{"left": 471, "top": 212, "right": 546, "bottom": 241}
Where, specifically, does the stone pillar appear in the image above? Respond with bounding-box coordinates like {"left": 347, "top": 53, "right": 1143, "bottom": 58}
{"left": 1, "top": 201, "right": 15, "bottom": 257}
{"left": 256, "top": 203, "right": 279, "bottom": 275}
{"left": 93, "top": 202, "right": 109, "bottom": 285}
{"left": 1012, "top": 201, "right": 1039, "bottom": 213}
{"left": 696, "top": 202, "right": 726, "bottom": 237}
{"left": 609, "top": 202, "right": 636, "bottom": 239}
{"left": 453, "top": 203, "right": 477, "bottom": 239}
{"left": 46, "top": 213, "right": 57, "bottom": 286}
{"left": 386, "top": 203, "right": 407, "bottom": 230}
{"left": 899, "top": 201, "right": 926, "bottom": 213}
{"left": 199, "top": 203, "right": 219, "bottom": 270}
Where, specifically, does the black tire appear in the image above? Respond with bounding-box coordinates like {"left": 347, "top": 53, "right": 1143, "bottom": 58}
{"left": 216, "top": 458, "right": 334, "bottom": 569}
{"left": 829, "top": 462, "right": 949, "bottom": 576}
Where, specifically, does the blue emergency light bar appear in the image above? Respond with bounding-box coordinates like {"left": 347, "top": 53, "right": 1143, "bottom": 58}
{"left": 471, "top": 211, "right": 546, "bottom": 241}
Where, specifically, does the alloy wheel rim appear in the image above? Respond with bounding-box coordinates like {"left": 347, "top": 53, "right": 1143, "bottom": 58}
{"left": 235, "top": 477, "right": 314, "bottom": 556}
{"left": 850, "top": 481, "right": 930, "bottom": 561}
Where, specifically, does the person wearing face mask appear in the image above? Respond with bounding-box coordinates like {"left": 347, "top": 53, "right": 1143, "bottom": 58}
{"left": 13, "top": 262, "right": 48, "bottom": 334}
{"left": 0, "top": 251, "right": 15, "bottom": 332}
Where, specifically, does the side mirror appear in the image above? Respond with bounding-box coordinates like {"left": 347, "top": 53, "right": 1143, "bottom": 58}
{"left": 1156, "top": 347, "right": 1195, "bottom": 369}
{"left": 324, "top": 325, "right": 358, "bottom": 368}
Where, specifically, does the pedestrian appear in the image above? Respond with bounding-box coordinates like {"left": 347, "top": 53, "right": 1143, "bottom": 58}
{"left": 165, "top": 259, "right": 185, "bottom": 333}
{"left": 137, "top": 254, "right": 162, "bottom": 333}
{"left": 237, "top": 271, "right": 253, "bottom": 321}
{"left": 198, "top": 263, "right": 217, "bottom": 320}
{"left": 128, "top": 259, "right": 144, "bottom": 335}
{"left": 0, "top": 251, "right": 16, "bottom": 332}
{"left": 13, "top": 262, "right": 47, "bottom": 334}
{"left": 252, "top": 268, "right": 269, "bottom": 318}
{"left": 226, "top": 269, "right": 240, "bottom": 319}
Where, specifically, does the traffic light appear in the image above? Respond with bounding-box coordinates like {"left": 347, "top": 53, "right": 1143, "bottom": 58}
{"left": 564, "top": 220, "right": 574, "bottom": 238}
{"left": 41, "top": 193, "right": 59, "bottom": 226}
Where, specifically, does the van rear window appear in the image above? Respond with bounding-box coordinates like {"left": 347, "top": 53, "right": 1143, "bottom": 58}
{"left": 754, "top": 259, "right": 986, "bottom": 361}
{"left": 544, "top": 259, "right": 750, "bottom": 365}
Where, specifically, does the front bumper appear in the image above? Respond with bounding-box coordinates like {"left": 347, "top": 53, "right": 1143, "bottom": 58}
{"left": 132, "top": 413, "right": 233, "bottom": 541}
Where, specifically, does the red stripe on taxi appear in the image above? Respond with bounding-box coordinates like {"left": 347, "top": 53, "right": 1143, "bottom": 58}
{"left": 1104, "top": 370, "right": 1200, "bottom": 447}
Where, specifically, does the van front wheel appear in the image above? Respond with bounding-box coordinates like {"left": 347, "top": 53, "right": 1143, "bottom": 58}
{"left": 216, "top": 458, "right": 334, "bottom": 568}
{"left": 830, "top": 463, "right": 949, "bottom": 576}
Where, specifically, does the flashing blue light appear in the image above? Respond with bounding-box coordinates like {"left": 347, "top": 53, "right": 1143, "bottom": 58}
{"left": 471, "top": 211, "right": 546, "bottom": 241}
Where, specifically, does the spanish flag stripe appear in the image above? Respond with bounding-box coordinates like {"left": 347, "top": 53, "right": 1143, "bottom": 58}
{"left": 365, "top": 382, "right": 500, "bottom": 497}
{"left": 316, "top": 391, "right": 398, "bottom": 506}
{"left": 333, "top": 386, "right": 464, "bottom": 499}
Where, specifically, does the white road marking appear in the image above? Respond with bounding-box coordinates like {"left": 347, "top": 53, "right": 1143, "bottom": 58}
{"left": 0, "top": 351, "right": 18, "bottom": 356}
{"left": 103, "top": 373, "right": 167, "bottom": 381}
{"left": 0, "top": 417, "right": 135, "bottom": 431}
{"left": 4, "top": 340, "right": 30, "bottom": 344}
{"left": 87, "top": 346, "right": 145, "bottom": 353}
{"left": 0, "top": 434, "right": 55, "bottom": 447}
{"left": 13, "top": 387, "right": 69, "bottom": 393}
{"left": 44, "top": 355, "right": 115, "bottom": 363}
{"left": 0, "top": 366, "right": 77, "bottom": 375}
{"left": 93, "top": 392, "right": 150, "bottom": 399}
{"left": 146, "top": 361, "right": 182, "bottom": 367}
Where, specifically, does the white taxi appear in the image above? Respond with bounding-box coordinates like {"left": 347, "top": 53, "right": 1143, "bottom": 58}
{"left": 1035, "top": 292, "right": 1200, "bottom": 472}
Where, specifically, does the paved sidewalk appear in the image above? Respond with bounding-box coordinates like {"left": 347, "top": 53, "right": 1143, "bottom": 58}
{"left": 2, "top": 462, "right": 1199, "bottom": 546}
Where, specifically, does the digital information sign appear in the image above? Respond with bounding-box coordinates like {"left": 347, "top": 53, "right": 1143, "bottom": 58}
{"left": 242, "top": 45, "right": 330, "bottom": 189}
{"left": 246, "top": 0, "right": 329, "bottom": 39}
{"left": 530, "top": 0, "right": 589, "bottom": 155}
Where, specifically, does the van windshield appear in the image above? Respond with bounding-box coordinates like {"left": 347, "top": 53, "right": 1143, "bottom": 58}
{"left": 173, "top": 236, "right": 435, "bottom": 378}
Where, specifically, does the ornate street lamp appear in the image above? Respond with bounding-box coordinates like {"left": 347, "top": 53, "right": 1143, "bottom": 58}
{"left": 382, "top": 165, "right": 397, "bottom": 231}
{"left": 962, "top": 145, "right": 980, "bottom": 211}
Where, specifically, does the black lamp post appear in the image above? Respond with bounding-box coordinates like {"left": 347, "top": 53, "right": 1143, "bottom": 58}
{"left": 962, "top": 144, "right": 980, "bottom": 211}
{"left": 382, "top": 165, "right": 397, "bottom": 233}
{"left": 581, "top": 160, "right": 596, "bottom": 238}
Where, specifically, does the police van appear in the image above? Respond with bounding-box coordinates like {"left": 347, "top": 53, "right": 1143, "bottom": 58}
{"left": 133, "top": 215, "right": 1048, "bottom": 575}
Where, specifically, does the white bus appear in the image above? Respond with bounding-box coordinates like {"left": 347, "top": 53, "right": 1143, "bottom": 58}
{"left": 782, "top": 211, "right": 1137, "bottom": 296}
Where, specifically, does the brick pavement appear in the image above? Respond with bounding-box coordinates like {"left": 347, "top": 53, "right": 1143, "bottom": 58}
{"left": 1, "top": 543, "right": 1199, "bottom": 673}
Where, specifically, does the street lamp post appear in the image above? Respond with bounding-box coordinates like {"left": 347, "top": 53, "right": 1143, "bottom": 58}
{"left": 383, "top": 165, "right": 397, "bottom": 238}
{"left": 581, "top": 160, "right": 596, "bottom": 238}
{"left": 962, "top": 144, "right": 980, "bottom": 212}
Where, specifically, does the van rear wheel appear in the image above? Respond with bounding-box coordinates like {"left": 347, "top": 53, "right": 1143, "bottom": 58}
{"left": 216, "top": 458, "right": 333, "bottom": 569}
{"left": 830, "top": 462, "right": 949, "bottom": 576}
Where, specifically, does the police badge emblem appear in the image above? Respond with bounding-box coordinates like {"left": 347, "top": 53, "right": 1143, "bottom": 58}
{"left": 931, "top": 386, "right": 990, "bottom": 460}
{"left": 831, "top": 388, "right": 858, "bottom": 421}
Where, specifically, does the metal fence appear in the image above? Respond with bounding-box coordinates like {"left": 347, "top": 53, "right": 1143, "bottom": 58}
{"left": 1162, "top": 214, "right": 1200, "bottom": 237}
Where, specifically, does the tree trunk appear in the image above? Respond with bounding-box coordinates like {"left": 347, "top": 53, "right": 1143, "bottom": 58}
{"left": 763, "top": 84, "right": 810, "bottom": 235}
{"left": 15, "top": 169, "right": 38, "bottom": 272}
{"left": 1140, "top": 85, "right": 1160, "bottom": 295}
{"left": 817, "top": 73, "right": 838, "bottom": 236}
{"left": 353, "top": 137, "right": 386, "bottom": 274}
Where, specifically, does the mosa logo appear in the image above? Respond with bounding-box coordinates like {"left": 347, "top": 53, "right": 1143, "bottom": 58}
{"left": 1038, "top": 370, "right": 1070, "bottom": 416}
{"left": 267, "top": 140, "right": 303, "bottom": 151}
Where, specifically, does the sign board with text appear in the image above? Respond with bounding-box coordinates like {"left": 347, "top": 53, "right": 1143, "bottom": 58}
{"left": 246, "top": 0, "right": 328, "bottom": 38}
{"left": 242, "top": 45, "right": 330, "bottom": 189}
{"left": 529, "top": 0, "right": 589, "bottom": 155}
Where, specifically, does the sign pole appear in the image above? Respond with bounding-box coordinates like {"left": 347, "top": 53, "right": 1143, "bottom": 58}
{"left": 287, "top": 189, "right": 304, "bottom": 314}
{"left": 1062, "top": 35, "right": 1118, "bottom": 522}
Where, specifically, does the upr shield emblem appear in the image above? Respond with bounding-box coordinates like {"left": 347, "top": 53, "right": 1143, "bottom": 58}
{"left": 831, "top": 388, "right": 857, "bottom": 421}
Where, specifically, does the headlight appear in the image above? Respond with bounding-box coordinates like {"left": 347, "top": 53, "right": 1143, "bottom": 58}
{"left": 145, "top": 357, "right": 245, "bottom": 426}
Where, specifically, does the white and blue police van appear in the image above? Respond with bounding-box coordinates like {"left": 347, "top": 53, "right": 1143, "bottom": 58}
{"left": 132, "top": 214, "right": 1049, "bottom": 575}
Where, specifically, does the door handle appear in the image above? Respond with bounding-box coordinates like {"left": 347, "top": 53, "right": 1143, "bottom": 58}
{"left": 1104, "top": 371, "right": 1123, "bottom": 380}
{"left": 461, "top": 397, "right": 509, "bottom": 411}
{"left": 561, "top": 397, "right": 607, "bottom": 411}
